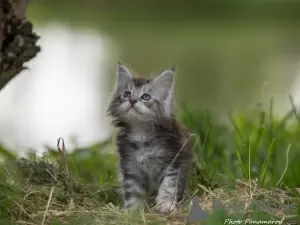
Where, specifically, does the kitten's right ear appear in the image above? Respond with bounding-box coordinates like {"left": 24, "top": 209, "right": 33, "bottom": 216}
{"left": 116, "top": 61, "right": 132, "bottom": 89}
{"left": 153, "top": 67, "right": 175, "bottom": 100}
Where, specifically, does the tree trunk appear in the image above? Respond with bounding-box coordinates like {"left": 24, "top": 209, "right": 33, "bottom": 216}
{"left": 0, "top": 0, "right": 40, "bottom": 91}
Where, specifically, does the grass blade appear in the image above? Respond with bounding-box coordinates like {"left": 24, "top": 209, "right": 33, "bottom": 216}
{"left": 289, "top": 94, "right": 300, "bottom": 125}
{"left": 0, "top": 145, "right": 16, "bottom": 161}
{"left": 235, "top": 143, "right": 247, "bottom": 179}
{"left": 268, "top": 97, "right": 274, "bottom": 141}
{"left": 228, "top": 112, "right": 245, "bottom": 143}
{"left": 253, "top": 110, "right": 266, "bottom": 155}
{"left": 259, "top": 138, "right": 276, "bottom": 185}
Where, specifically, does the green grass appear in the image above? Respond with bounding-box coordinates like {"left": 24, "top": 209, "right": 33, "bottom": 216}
{"left": 1, "top": 99, "right": 300, "bottom": 224}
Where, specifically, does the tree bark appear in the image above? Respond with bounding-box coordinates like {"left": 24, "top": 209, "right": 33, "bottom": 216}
{"left": 0, "top": 1, "right": 5, "bottom": 53}
{"left": 12, "top": 0, "right": 29, "bottom": 18}
{"left": 0, "top": 0, "right": 40, "bottom": 91}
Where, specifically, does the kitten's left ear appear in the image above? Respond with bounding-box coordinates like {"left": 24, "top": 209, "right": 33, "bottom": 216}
{"left": 153, "top": 66, "right": 175, "bottom": 100}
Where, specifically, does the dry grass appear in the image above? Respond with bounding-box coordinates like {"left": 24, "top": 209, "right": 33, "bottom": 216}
{"left": 198, "top": 180, "right": 299, "bottom": 222}
{"left": 1, "top": 156, "right": 299, "bottom": 225}
{"left": 2, "top": 97, "right": 300, "bottom": 225}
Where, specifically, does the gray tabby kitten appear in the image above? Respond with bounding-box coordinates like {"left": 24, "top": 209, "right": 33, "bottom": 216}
{"left": 107, "top": 62, "right": 194, "bottom": 213}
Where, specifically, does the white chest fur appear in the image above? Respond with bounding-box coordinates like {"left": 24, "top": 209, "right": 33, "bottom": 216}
{"left": 128, "top": 127, "right": 162, "bottom": 165}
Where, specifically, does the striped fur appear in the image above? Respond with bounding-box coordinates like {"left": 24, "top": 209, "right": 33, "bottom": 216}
{"left": 107, "top": 62, "right": 194, "bottom": 213}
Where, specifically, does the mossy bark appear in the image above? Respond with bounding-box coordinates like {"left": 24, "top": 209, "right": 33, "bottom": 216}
{"left": 0, "top": 0, "right": 40, "bottom": 91}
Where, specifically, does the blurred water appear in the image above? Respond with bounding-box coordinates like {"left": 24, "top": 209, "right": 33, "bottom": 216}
{"left": 0, "top": 24, "right": 112, "bottom": 155}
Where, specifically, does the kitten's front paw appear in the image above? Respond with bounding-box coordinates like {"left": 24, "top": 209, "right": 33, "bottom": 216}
{"left": 124, "top": 198, "right": 145, "bottom": 212}
{"left": 156, "top": 201, "right": 177, "bottom": 213}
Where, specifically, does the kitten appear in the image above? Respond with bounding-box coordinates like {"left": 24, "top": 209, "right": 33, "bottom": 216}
{"left": 106, "top": 61, "right": 194, "bottom": 213}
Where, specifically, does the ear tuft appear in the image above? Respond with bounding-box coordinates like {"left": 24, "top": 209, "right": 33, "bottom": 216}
{"left": 118, "top": 62, "right": 132, "bottom": 78}
{"left": 153, "top": 68, "right": 175, "bottom": 99}
{"left": 116, "top": 62, "right": 132, "bottom": 89}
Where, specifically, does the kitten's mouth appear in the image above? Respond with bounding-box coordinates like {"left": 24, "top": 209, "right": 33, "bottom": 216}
{"left": 128, "top": 106, "right": 136, "bottom": 111}
{"left": 128, "top": 105, "right": 139, "bottom": 113}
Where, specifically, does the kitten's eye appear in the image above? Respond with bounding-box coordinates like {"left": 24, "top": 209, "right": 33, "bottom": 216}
{"left": 141, "top": 93, "right": 151, "bottom": 101}
{"left": 123, "top": 91, "right": 131, "bottom": 98}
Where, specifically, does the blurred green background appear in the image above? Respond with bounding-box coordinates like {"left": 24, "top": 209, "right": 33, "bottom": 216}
{"left": 27, "top": 0, "right": 300, "bottom": 114}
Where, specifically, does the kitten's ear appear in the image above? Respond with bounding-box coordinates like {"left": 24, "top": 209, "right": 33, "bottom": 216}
{"left": 153, "top": 66, "right": 175, "bottom": 99}
{"left": 116, "top": 61, "right": 132, "bottom": 89}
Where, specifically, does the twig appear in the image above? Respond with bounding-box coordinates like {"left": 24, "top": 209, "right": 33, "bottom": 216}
{"left": 46, "top": 169, "right": 57, "bottom": 182}
{"left": 13, "top": 200, "right": 37, "bottom": 224}
{"left": 248, "top": 135, "right": 252, "bottom": 200}
{"left": 141, "top": 210, "right": 146, "bottom": 225}
{"left": 57, "top": 137, "right": 72, "bottom": 191}
{"left": 15, "top": 221, "right": 36, "bottom": 225}
{"left": 166, "top": 134, "right": 196, "bottom": 174}
{"left": 41, "top": 187, "right": 54, "bottom": 225}
{"left": 276, "top": 144, "right": 291, "bottom": 186}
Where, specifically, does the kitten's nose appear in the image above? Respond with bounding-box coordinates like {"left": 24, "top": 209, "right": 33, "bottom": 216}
{"left": 129, "top": 98, "right": 137, "bottom": 105}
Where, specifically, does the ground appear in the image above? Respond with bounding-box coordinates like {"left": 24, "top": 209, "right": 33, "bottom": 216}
{"left": 1, "top": 104, "right": 300, "bottom": 225}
